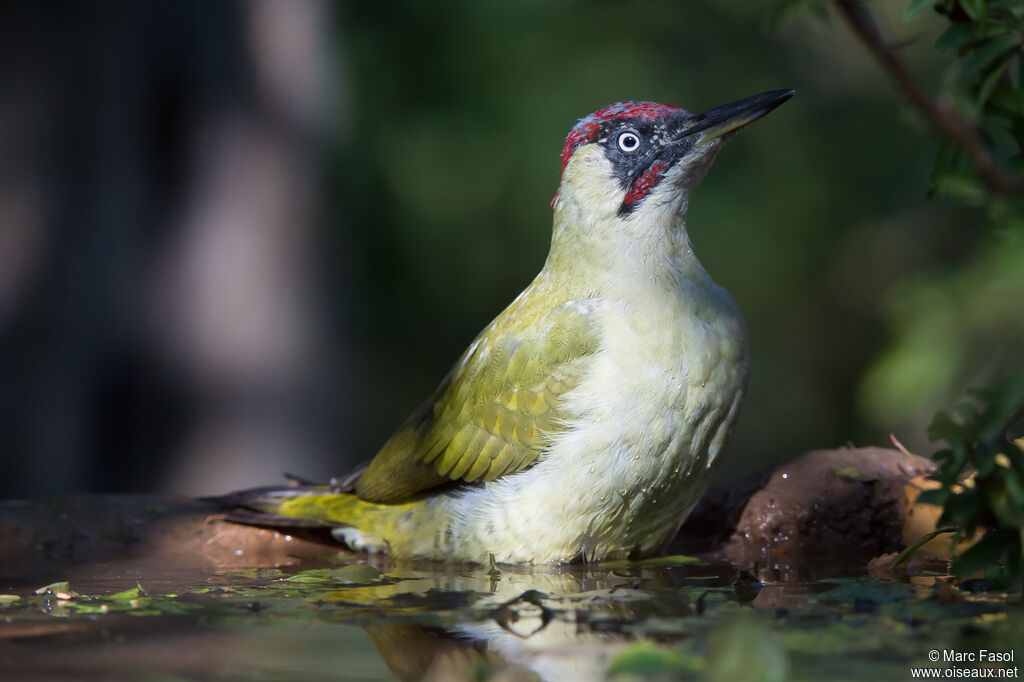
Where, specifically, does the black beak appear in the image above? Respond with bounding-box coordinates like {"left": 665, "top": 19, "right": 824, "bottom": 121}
{"left": 680, "top": 89, "right": 795, "bottom": 144}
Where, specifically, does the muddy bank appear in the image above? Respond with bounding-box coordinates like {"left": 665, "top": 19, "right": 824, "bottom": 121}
{"left": 0, "top": 495, "right": 335, "bottom": 581}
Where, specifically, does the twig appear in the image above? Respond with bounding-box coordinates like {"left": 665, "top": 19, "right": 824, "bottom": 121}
{"left": 834, "top": 0, "right": 1024, "bottom": 196}
{"left": 889, "top": 432, "right": 913, "bottom": 457}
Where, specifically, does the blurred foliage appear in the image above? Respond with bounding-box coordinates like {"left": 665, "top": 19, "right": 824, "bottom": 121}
{"left": 847, "top": 0, "right": 1024, "bottom": 428}
{"left": 919, "top": 375, "right": 1024, "bottom": 590}
{"left": 860, "top": 235, "right": 1024, "bottom": 423}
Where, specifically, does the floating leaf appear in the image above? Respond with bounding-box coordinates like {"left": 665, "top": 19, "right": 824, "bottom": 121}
{"left": 284, "top": 564, "right": 382, "bottom": 584}
{"left": 816, "top": 577, "right": 917, "bottom": 603}
{"left": 34, "top": 581, "right": 76, "bottom": 599}
{"left": 599, "top": 555, "right": 702, "bottom": 569}
{"left": 609, "top": 640, "right": 700, "bottom": 674}
{"left": 217, "top": 568, "right": 284, "bottom": 579}
{"left": 708, "top": 616, "right": 789, "bottom": 682}
{"left": 107, "top": 585, "right": 146, "bottom": 603}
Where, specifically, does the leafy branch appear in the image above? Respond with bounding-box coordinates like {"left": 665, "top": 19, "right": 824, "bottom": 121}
{"left": 918, "top": 375, "right": 1024, "bottom": 590}
{"left": 834, "top": 0, "right": 1024, "bottom": 196}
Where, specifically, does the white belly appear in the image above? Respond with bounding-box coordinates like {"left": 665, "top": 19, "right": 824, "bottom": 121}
{"left": 445, "top": 285, "right": 748, "bottom": 563}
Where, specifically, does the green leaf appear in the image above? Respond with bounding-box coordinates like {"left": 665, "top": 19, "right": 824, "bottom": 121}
{"left": 952, "top": 530, "right": 1016, "bottom": 575}
{"left": 928, "top": 411, "right": 970, "bottom": 445}
{"left": 943, "top": 488, "right": 988, "bottom": 527}
{"left": 990, "top": 85, "right": 1024, "bottom": 115}
{"left": 989, "top": 0, "right": 1024, "bottom": 13}
{"left": 976, "top": 376, "right": 1024, "bottom": 440}
{"left": 935, "top": 23, "right": 1005, "bottom": 50}
{"left": 0, "top": 595, "right": 20, "bottom": 604}
{"left": 977, "top": 60, "right": 1011, "bottom": 110}
{"left": 283, "top": 564, "right": 382, "bottom": 584}
{"left": 34, "top": 581, "right": 73, "bottom": 597}
{"left": 708, "top": 617, "right": 788, "bottom": 682}
{"left": 959, "top": 0, "right": 986, "bottom": 22}
{"left": 904, "top": 0, "right": 940, "bottom": 19}
{"left": 989, "top": 487, "right": 1024, "bottom": 528}
{"left": 218, "top": 568, "right": 284, "bottom": 579}
{"left": 933, "top": 172, "right": 988, "bottom": 205}
{"left": 65, "top": 603, "right": 110, "bottom": 615}
{"left": 817, "top": 577, "right": 918, "bottom": 603}
{"left": 936, "top": 24, "right": 973, "bottom": 51}
{"left": 1004, "top": 465, "right": 1024, "bottom": 505}
{"left": 964, "top": 34, "right": 1020, "bottom": 77}
{"left": 917, "top": 488, "right": 949, "bottom": 506}
{"left": 599, "top": 555, "right": 702, "bottom": 569}
{"left": 107, "top": 585, "right": 145, "bottom": 603}
{"left": 609, "top": 640, "right": 701, "bottom": 674}
{"left": 333, "top": 563, "right": 383, "bottom": 582}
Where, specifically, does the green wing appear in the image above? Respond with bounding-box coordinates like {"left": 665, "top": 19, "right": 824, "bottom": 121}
{"left": 355, "top": 297, "right": 601, "bottom": 503}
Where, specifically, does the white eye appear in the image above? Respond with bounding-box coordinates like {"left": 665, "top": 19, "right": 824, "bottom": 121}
{"left": 617, "top": 131, "right": 641, "bottom": 152}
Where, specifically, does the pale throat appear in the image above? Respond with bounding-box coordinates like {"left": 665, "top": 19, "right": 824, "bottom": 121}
{"left": 546, "top": 176, "right": 711, "bottom": 296}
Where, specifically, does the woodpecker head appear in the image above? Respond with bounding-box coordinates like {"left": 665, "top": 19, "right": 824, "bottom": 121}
{"left": 553, "top": 90, "right": 794, "bottom": 226}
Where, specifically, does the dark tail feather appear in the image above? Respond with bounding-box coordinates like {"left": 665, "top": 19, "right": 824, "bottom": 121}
{"left": 203, "top": 483, "right": 352, "bottom": 550}
{"left": 202, "top": 462, "right": 369, "bottom": 510}
{"left": 217, "top": 506, "right": 326, "bottom": 529}
{"left": 202, "top": 478, "right": 338, "bottom": 532}
{"left": 201, "top": 483, "right": 325, "bottom": 508}
{"left": 202, "top": 466, "right": 371, "bottom": 539}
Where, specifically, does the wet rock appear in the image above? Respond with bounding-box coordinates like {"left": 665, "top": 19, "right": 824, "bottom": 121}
{"left": 678, "top": 447, "right": 935, "bottom": 572}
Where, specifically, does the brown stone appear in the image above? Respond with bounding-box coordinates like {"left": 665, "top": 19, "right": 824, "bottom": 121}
{"left": 677, "top": 447, "right": 935, "bottom": 575}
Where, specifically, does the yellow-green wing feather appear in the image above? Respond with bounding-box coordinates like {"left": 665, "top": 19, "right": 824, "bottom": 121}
{"left": 355, "top": 297, "right": 600, "bottom": 503}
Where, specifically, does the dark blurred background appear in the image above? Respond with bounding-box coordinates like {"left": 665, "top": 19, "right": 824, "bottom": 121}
{"left": 1, "top": 0, "right": 1019, "bottom": 498}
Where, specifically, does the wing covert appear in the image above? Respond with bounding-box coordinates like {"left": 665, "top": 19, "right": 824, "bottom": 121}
{"left": 355, "top": 298, "right": 601, "bottom": 502}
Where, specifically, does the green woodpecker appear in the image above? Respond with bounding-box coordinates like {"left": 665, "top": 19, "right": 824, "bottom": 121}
{"left": 221, "top": 89, "right": 794, "bottom": 564}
